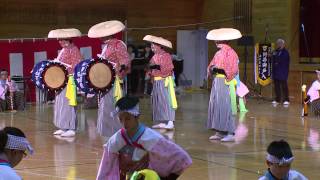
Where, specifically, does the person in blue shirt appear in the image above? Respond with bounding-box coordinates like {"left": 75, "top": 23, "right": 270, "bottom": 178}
{"left": 0, "top": 127, "right": 33, "bottom": 180}
{"left": 272, "top": 39, "right": 290, "bottom": 105}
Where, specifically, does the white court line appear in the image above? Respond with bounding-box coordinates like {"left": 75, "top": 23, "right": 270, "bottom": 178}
{"left": 16, "top": 170, "right": 87, "bottom": 180}
{"left": 23, "top": 158, "right": 99, "bottom": 162}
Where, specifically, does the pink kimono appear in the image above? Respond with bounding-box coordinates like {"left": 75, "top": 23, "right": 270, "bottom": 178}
{"left": 96, "top": 126, "right": 192, "bottom": 180}
{"left": 56, "top": 44, "right": 82, "bottom": 74}
{"left": 149, "top": 45, "right": 174, "bottom": 78}
{"left": 100, "top": 38, "right": 130, "bottom": 78}
{"left": 207, "top": 44, "right": 239, "bottom": 81}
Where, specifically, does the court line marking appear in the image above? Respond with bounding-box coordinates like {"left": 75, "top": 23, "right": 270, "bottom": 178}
{"left": 16, "top": 170, "right": 87, "bottom": 180}
{"left": 16, "top": 162, "right": 97, "bottom": 171}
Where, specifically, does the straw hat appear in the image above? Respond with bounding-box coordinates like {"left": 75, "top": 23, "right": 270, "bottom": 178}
{"left": 143, "top": 35, "right": 172, "bottom": 48}
{"left": 48, "top": 28, "right": 81, "bottom": 39}
{"left": 88, "top": 20, "right": 125, "bottom": 38}
{"left": 206, "top": 28, "right": 242, "bottom": 41}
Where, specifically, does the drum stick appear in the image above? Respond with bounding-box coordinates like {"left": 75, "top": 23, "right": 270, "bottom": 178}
{"left": 302, "top": 84, "right": 308, "bottom": 117}
{"left": 53, "top": 59, "right": 72, "bottom": 68}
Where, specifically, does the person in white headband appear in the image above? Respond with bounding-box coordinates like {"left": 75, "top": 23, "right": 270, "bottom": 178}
{"left": 0, "top": 127, "right": 33, "bottom": 180}
{"left": 97, "top": 96, "right": 192, "bottom": 180}
{"left": 259, "top": 140, "right": 307, "bottom": 180}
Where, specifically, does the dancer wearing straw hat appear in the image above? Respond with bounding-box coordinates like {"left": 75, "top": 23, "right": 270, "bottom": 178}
{"left": 88, "top": 20, "right": 130, "bottom": 137}
{"left": 143, "top": 35, "right": 177, "bottom": 130}
{"left": 48, "top": 28, "right": 82, "bottom": 137}
{"left": 206, "top": 28, "right": 241, "bottom": 142}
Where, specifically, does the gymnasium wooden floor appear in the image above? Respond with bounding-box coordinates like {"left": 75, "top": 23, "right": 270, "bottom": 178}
{"left": 0, "top": 92, "right": 319, "bottom": 180}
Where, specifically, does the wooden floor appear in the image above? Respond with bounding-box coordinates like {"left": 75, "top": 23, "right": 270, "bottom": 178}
{"left": 0, "top": 92, "right": 319, "bottom": 180}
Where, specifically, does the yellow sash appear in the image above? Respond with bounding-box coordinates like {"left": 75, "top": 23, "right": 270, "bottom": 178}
{"left": 215, "top": 74, "right": 225, "bottom": 78}
{"left": 113, "top": 76, "right": 123, "bottom": 104}
{"left": 225, "top": 79, "right": 237, "bottom": 115}
{"left": 154, "top": 76, "right": 178, "bottom": 109}
{"left": 213, "top": 74, "right": 238, "bottom": 115}
{"left": 65, "top": 75, "right": 77, "bottom": 106}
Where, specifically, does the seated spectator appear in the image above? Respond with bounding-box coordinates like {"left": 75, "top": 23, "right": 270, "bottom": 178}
{"left": 0, "top": 69, "right": 24, "bottom": 112}
{"left": 128, "top": 45, "right": 136, "bottom": 61}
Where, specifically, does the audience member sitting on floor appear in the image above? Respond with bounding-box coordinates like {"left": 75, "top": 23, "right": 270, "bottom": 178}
{"left": 0, "top": 127, "right": 34, "bottom": 179}
{"left": 259, "top": 140, "right": 307, "bottom": 180}
{"left": 0, "top": 69, "right": 24, "bottom": 112}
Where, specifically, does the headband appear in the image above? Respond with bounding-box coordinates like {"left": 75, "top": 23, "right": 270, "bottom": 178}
{"left": 266, "top": 153, "right": 294, "bottom": 165}
{"left": 5, "top": 134, "right": 34, "bottom": 155}
{"left": 111, "top": 104, "right": 140, "bottom": 118}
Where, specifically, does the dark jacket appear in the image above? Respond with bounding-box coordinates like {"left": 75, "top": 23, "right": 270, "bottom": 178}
{"left": 272, "top": 48, "right": 290, "bottom": 81}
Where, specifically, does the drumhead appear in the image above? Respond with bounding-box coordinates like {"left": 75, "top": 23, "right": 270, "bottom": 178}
{"left": 88, "top": 62, "right": 112, "bottom": 89}
{"left": 86, "top": 58, "right": 115, "bottom": 92}
{"left": 43, "top": 64, "right": 68, "bottom": 90}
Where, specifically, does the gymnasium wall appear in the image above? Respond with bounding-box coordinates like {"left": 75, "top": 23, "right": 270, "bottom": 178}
{"left": 0, "top": 0, "right": 202, "bottom": 50}
{"left": 0, "top": 0, "right": 127, "bottom": 38}
{"left": 126, "top": 0, "right": 203, "bottom": 49}
{"left": 0, "top": 0, "right": 312, "bottom": 102}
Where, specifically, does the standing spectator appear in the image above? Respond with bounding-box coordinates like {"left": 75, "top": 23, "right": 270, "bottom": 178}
{"left": 127, "top": 44, "right": 136, "bottom": 61}
{"left": 272, "top": 39, "right": 290, "bottom": 105}
{"left": 144, "top": 43, "right": 154, "bottom": 61}
{"left": 172, "top": 53, "right": 183, "bottom": 87}
{"left": 128, "top": 44, "right": 140, "bottom": 94}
